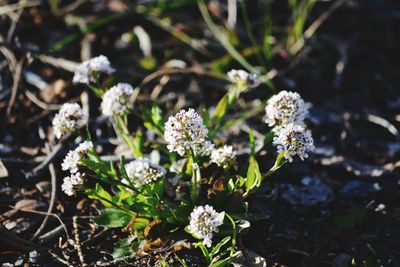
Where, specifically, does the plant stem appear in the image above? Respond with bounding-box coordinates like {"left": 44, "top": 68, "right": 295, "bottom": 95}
{"left": 225, "top": 213, "right": 237, "bottom": 257}
{"left": 189, "top": 149, "right": 201, "bottom": 204}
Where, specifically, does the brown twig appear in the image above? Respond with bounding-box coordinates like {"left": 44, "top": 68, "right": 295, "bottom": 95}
{"left": 6, "top": 55, "right": 25, "bottom": 115}
{"left": 30, "top": 142, "right": 58, "bottom": 240}
{"left": 73, "top": 216, "right": 87, "bottom": 267}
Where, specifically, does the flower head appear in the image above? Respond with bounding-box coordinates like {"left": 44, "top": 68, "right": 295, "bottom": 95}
{"left": 227, "top": 69, "right": 257, "bottom": 89}
{"left": 164, "top": 109, "right": 213, "bottom": 156}
{"left": 61, "top": 172, "right": 84, "bottom": 196}
{"left": 101, "top": 83, "right": 133, "bottom": 116}
{"left": 61, "top": 141, "right": 93, "bottom": 173}
{"left": 265, "top": 90, "right": 310, "bottom": 129}
{"left": 52, "top": 103, "right": 87, "bottom": 139}
{"left": 188, "top": 205, "right": 224, "bottom": 247}
{"left": 124, "top": 158, "right": 166, "bottom": 188}
{"left": 273, "top": 124, "right": 315, "bottom": 162}
{"left": 210, "top": 145, "right": 237, "bottom": 169}
{"left": 73, "top": 55, "right": 115, "bottom": 84}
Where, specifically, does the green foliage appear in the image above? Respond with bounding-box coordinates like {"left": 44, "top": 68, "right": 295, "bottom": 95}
{"left": 94, "top": 208, "right": 133, "bottom": 228}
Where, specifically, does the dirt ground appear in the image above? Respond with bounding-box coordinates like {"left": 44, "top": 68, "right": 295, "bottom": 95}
{"left": 1, "top": 0, "right": 400, "bottom": 266}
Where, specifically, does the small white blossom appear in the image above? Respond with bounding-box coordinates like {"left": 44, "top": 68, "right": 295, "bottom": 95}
{"left": 73, "top": 55, "right": 115, "bottom": 84}
{"left": 188, "top": 205, "right": 224, "bottom": 247}
{"left": 164, "top": 109, "right": 213, "bottom": 156}
{"left": 61, "top": 141, "right": 93, "bottom": 173}
{"left": 273, "top": 124, "right": 315, "bottom": 162}
{"left": 123, "top": 158, "right": 166, "bottom": 188}
{"left": 101, "top": 83, "right": 133, "bottom": 116}
{"left": 52, "top": 103, "right": 87, "bottom": 139}
{"left": 211, "top": 145, "right": 237, "bottom": 168}
{"left": 265, "top": 90, "right": 310, "bottom": 129}
{"left": 61, "top": 172, "right": 84, "bottom": 196}
{"left": 227, "top": 69, "right": 257, "bottom": 88}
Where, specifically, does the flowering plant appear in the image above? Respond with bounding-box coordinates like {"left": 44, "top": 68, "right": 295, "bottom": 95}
{"left": 54, "top": 56, "right": 314, "bottom": 266}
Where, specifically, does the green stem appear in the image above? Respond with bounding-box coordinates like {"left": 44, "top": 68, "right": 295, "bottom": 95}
{"left": 189, "top": 149, "right": 201, "bottom": 204}
{"left": 263, "top": 152, "right": 286, "bottom": 178}
{"left": 113, "top": 114, "right": 142, "bottom": 157}
{"left": 225, "top": 213, "right": 237, "bottom": 257}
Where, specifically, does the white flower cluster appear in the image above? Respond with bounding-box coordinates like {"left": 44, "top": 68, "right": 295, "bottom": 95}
{"left": 210, "top": 145, "right": 237, "bottom": 168}
{"left": 101, "top": 83, "right": 133, "bottom": 116}
{"left": 73, "top": 55, "right": 115, "bottom": 84}
{"left": 265, "top": 90, "right": 310, "bottom": 128}
{"left": 61, "top": 141, "right": 93, "bottom": 174}
{"left": 124, "top": 158, "right": 166, "bottom": 188}
{"left": 52, "top": 103, "right": 87, "bottom": 139}
{"left": 164, "top": 109, "right": 214, "bottom": 156}
{"left": 61, "top": 172, "right": 84, "bottom": 196}
{"left": 227, "top": 69, "right": 257, "bottom": 88}
{"left": 273, "top": 124, "right": 315, "bottom": 162}
{"left": 188, "top": 205, "right": 224, "bottom": 247}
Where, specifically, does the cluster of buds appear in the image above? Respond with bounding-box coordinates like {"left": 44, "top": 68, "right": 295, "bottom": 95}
{"left": 61, "top": 141, "right": 93, "bottom": 196}
{"left": 61, "top": 172, "right": 85, "bottom": 196}
{"left": 210, "top": 145, "right": 237, "bottom": 169}
{"left": 164, "top": 109, "right": 214, "bottom": 156}
{"left": 101, "top": 83, "right": 134, "bottom": 117}
{"left": 227, "top": 69, "right": 257, "bottom": 89}
{"left": 73, "top": 55, "right": 115, "bottom": 84}
{"left": 265, "top": 90, "right": 314, "bottom": 161}
{"left": 273, "top": 124, "right": 314, "bottom": 162}
{"left": 187, "top": 205, "right": 224, "bottom": 247}
{"left": 123, "top": 158, "right": 166, "bottom": 188}
{"left": 52, "top": 103, "right": 87, "bottom": 139}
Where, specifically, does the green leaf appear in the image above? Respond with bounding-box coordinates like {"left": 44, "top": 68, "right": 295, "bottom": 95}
{"left": 112, "top": 236, "right": 136, "bottom": 259}
{"left": 196, "top": 242, "right": 210, "bottom": 262}
{"left": 94, "top": 208, "right": 132, "bottom": 228}
{"left": 210, "top": 236, "right": 231, "bottom": 258}
{"left": 213, "top": 94, "right": 229, "bottom": 123}
{"left": 245, "top": 157, "right": 262, "bottom": 191}
{"left": 87, "top": 183, "right": 113, "bottom": 207}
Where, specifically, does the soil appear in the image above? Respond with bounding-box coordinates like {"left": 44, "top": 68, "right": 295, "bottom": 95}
{"left": 1, "top": 0, "right": 400, "bottom": 266}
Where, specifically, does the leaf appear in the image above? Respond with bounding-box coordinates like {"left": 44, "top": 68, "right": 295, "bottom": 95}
{"left": 196, "top": 242, "right": 210, "bottom": 262}
{"left": 245, "top": 157, "right": 262, "bottom": 191}
{"left": 213, "top": 94, "right": 229, "bottom": 123}
{"left": 94, "top": 208, "right": 133, "bottom": 228}
{"left": 112, "top": 236, "right": 136, "bottom": 259}
{"left": 210, "top": 236, "right": 231, "bottom": 258}
{"left": 87, "top": 183, "right": 113, "bottom": 207}
{"left": 334, "top": 207, "right": 366, "bottom": 230}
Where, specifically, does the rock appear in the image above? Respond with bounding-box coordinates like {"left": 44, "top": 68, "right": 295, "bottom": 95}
{"left": 280, "top": 177, "right": 333, "bottom": 208}
{"left": 339, "top": 180, "right": 381, "bottom": 199}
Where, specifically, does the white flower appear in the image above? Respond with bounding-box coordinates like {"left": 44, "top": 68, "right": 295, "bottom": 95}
{"left": 211, "top": 145, "right": 237, "bottom": 168}
{"left": 73, "top": 55, "right": 115, "bottom": 84}
{"left": 101, "top": 83, "right": 133, "bottom": 116}
{"left": 52, "top": 103, "right": 87, "bottom": 139}
{"left": 265, "top": 90, "right": 310, "bottom": 128}
{"left": 227, "top": 69, "right": 257, "bottom": 88}
{"left": 61, "top": 141, "right": 93, "bottom": 173}
{"left": 123, "top": 158, "right": 166, "bottom": 188}
{"left": 273, "top": 124, "right": 315, "bottom": 162}
{"left": 188, "top": 205, "right": 224, "bottom": 247}
{"left": 61, "top": 172, "right": 84, "bottom": 196}
{"left": 164, "top": 109, "right": 213, "bottom": 156}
